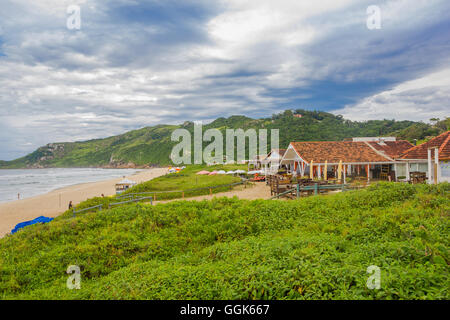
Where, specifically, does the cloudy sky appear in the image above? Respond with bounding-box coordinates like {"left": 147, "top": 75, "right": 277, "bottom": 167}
{"left": 0, "top": 0, "right": 449, "bottom": 160}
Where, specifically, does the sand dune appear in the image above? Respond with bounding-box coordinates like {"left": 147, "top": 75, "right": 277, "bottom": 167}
{"left": 0, "top": 167, "right": 168, "bottom": 238}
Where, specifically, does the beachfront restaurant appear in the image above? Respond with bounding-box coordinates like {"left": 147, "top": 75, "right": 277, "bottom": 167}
{"left": 279, "top": 138, "right": 414, "bottom": 182}
{"left": 261, "top": 149, "right": 286, "bottom": 176}
{"left": 396, "top": 131, "right": 450, "bottom": 184}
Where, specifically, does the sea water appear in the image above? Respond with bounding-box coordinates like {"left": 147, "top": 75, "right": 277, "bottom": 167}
{"left": 0, "top": 168, "right": 142, "bottom": 203}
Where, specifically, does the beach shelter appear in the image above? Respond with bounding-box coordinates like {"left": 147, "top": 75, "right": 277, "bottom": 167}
{"left": 216, "top": 170, "right": 226, "bottom": 174}
{"left": 247, "top": 170, "right": 262, "bottom": 175}
{"left": 208, "top": 171, "right": 218, "bottom": 175}
{"left": 338, "top": 160, "right": 343, "bottom": 182}
{"left": 115, "top": 178, "right": 137, "bottom": 194}
{"left": 196, "top": 170, "right": 209, "bottom": 175}
{"left": 324, "top": 160, "right": 328, "bottom": 180}
{"left": 235, "top": 169, "right": 246, "bottom": 174}
{"left": 226, "top": 170, "right": 235, "bottom": 175}
{"left": 310, "top": 160, "right": 314, "bottom": 179}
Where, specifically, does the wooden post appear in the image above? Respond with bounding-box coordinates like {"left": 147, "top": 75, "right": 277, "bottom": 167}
{"left": 296, "top": 184, "right": 300, "bottom": 198}
{"left": 367, "top": 164, "right": 370, "bottom": 182}
{"left": 343, "top": 165, "right": 346, "bottom": 184}
{"left": 314, "top": 183, "right": 318, "bottom": 195}
{"left": 406, "top": 162, "right": 410, "bottom": 182}
{"left": 434, "top": 148, "right": 439, "bottom": 184}
{"left": 427, "top": 149, "right": 432, "bottom": 184}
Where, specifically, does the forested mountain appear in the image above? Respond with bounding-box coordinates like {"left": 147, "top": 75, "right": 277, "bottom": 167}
{"left": 1, "top": 109, "right": 446, "bottom": 168}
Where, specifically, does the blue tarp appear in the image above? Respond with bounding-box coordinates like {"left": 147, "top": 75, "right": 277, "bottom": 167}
{"left": 11, "top": 216, "right": 54, "bottom": 234}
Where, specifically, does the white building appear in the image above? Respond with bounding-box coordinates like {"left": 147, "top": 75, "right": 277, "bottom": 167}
{"left": 397, "top": 131, "right": 450, "bottom": 183}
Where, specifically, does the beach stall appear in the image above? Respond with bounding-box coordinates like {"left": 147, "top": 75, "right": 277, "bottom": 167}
{"left": 115, "top": 178, "right": 137, "bottom": 194}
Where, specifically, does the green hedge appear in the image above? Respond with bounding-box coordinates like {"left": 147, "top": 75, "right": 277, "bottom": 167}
{"left": 0, "top": 182, "right": 448, "bottom": 299}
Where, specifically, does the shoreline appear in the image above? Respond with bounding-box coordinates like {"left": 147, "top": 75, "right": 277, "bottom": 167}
{"left": 0, "top": 167, "right": 168, "bottom": 238}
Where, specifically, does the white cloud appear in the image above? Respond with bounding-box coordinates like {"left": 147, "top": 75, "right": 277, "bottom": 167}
{"left": 0, "top": 0, "right": 449, "bottom": 160}
{"left": 334, "top": 68, "right": 450, "bottom": 121}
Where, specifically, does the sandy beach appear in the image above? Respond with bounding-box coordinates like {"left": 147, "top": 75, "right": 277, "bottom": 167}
{"left": 0, "top": 167, "right": 168, "bottom": 238}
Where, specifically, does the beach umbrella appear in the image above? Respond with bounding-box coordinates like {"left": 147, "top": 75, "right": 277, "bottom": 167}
{"left": 208, "top": 171, "right": 218, "bottom": 175}
{"left": 196, "top": 170, "right": 209, "bottom": 175}
{"left": 247, "top": 170, "right": 261, "bottom": 175}
{"left": 235, "top": 169, "right": 246, "bottom": 174}
{"left": 310, "top": 160, "right": 314, "bottom": 179}
{"left": 226, "top": 170, "right": 235, "bottom": 174}
{"left": 324, "top": 160, "right": 328, "bottom": 181}
{"left": 216, "top": 170, "right": 226, "bottom": 174}
{"left": 168, "top": 168, "right": 176, "bottom": 173}
{"left": 338, "top": 160, "right": 343, "bottom": 182}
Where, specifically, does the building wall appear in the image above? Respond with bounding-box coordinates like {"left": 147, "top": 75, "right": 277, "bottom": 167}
{"left": 395, "top": 162, "right": 429, "bottom": 180}
{"left": 440, "top": 161, "right": 450, "bottom": 182}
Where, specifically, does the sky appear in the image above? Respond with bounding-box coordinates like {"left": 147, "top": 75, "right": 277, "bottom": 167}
{"left": 0, "top": 0, "right": 449, "bottom": 160}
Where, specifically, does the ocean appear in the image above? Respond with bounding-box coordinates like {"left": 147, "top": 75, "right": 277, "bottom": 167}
{"left": 0, "top": 168, "right": 142, "bottom": 203}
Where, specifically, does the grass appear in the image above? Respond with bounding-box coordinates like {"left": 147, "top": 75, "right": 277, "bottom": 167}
{"left": 62, "top": 164, "right": 245, "bottom": 217}
{"left": 121, "top": 164, "right": 246, "bottom": 199}
{"left": 0, "top": 182, "right": 448, "bottom": 299}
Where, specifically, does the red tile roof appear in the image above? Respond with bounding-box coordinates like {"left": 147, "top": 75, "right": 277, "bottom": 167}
{"left": 367, "top": 140, "right": 414, "bottom": 159}
{"left": 290, "top": 141, "right": 391, "bottom": 163}
{"left": 399, "top": 131, "right": 450, "bottom": 160}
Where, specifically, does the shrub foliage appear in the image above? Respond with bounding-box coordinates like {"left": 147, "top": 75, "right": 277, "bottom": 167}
{"left": 0, "top": 182, "right": 448, "bottom": 299}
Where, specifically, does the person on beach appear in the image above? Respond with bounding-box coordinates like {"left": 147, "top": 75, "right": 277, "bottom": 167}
{"left": 68, "top": 201, "right": 73, "bottom": 210}
{"left": 101, "top": 194, "right": 105, "bottom": 197}
{"left": 17, "top": 193, "right": 20, "bottom": 200}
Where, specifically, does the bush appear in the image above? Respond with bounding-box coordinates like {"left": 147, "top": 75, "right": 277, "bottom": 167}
{"left": 0, "top": 182, "right": 448, "bottom": 299}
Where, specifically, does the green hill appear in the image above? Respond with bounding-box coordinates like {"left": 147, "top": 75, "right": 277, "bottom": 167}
{"left": 0, "top": 182, "right": 448, "bottom": 299}
{"left": 0, "top": 109, "right": 443, "bottom": 168}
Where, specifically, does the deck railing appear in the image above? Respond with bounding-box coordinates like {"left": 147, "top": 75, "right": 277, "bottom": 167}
{"left": 270, "top": 183, "right": 350, "bottom": 200}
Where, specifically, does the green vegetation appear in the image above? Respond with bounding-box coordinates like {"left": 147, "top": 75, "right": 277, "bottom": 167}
{"left": 63, "top": 165, "right": 244, "bottom": 215}
{"left": 121, "top": 164, "right": 245, "bottom": 200}
{"left": 1, "top": 182, "right": 448, "bottom": 299}
{"left": 1, "top": 110, "right": 445, "bottom": 168}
